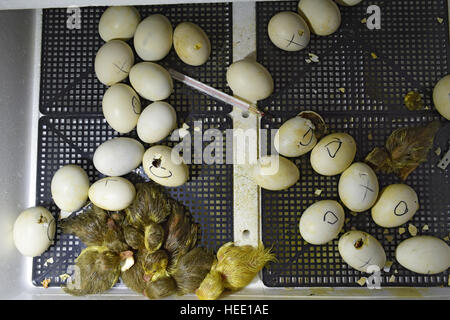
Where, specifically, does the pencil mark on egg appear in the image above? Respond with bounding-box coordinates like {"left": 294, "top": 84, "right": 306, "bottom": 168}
{"left": 325, "top": 138, "right": 342, "bottom": 158}
{"left": 298, "top": 126, "right": 314, "bottom": 147}
{"left": 113, "top": 61, "right": 129, "bottom": 74}
{"left": 149, "top": 158, "right": 173, "bottom": 179}
{"left": 323, "top": 211, "right": 338, "bottom": 225}
{"left": 394, "top": 201, "right": 409, "bottom": 216}
{"left": 131, "top": 96, "right": 140, "bottom": 115}
{"left": 358, "top": 173, "right": 374, "bottom": 201}
{"left": 104, "top": 178, "right": 118, "bottom": 187}
{"left": 358, "top": 257, "right": 372, "bottom": 269}
{"left": 285, "top": 33, "right": 305, "bottom": 48}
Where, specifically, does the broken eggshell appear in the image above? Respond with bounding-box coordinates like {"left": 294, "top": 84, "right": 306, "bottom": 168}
{"left": 13, "top": 206, "right": 56, "bottom": 257}
{"left": 274, "top": 111, "right": 326, "bottom": 158}
{"left": 299, "top": 200, "right": 345, "bottom": 245}
{"left": 142, "top": 145, "right": 189, "bottom": 187}
{"left": 338, "top": 230, "right": 386, "bottom": 273}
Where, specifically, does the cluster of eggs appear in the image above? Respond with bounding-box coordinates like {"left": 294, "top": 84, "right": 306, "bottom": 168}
{"left": 251, "top": 0, "right": 450, "bottom": 275}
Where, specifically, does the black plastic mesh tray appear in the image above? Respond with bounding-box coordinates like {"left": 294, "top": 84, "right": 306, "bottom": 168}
{"left": 33, "top": 3, "right": 233, "bottom": 287}
{"left": 39, "top": 3, "right": 232, "bottom": 116}
{"left": 257, "top": 0, "right": 450, "bottom": 287}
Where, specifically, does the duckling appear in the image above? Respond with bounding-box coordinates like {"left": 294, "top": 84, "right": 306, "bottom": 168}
{"left": 171, "top": 247, "right": 215, "bottom": 295}
{"left": 144, "top": 276, "right": 177, "bottom": 300}
{"left": 60, "top": 205, "right": 129, "bottom": 253}
{"left": 125, "top": 182, "right": 174, "bottom": 229}
{"left": 215, "top": 242, "right": 276, "bottom": 291}
{"left": 142, "top": 249, "right": 169, "bottom": 282}
{"left": 144, "top": 221, "right": 165, "bottom": 253}
{"left": 123, "top": 225, "right": 145, "bottom": 250}
{"left": 195, "top": 263, "right": 223, "bottom": 300}
{"left": 195, "top": 242, "right": 277, "bottom": 300}
{"left": 163, "top": 207, "right": 199, "bottom": 271}
{"left": 121, "top": 249, "right": 176, "bottom": 299}
{"left": 63, "top": 246, "right": 122, "bottom": 296}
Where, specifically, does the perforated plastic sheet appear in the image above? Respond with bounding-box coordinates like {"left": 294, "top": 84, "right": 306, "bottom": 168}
{"left": 39, "top": 3, "right": 233, "bottom": 116}
{"left": 257, "top": 0, "right": 450, "bottom": 287}
{"left": 33, "top": 3, "right": 233, "bottom": 287}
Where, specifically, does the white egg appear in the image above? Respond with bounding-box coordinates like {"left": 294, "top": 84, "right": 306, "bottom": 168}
{"left": 268, "top": 11, "right": 310, "bottom": 52}
{"left": 102, "top": 83, "right": 141, "bottom": 134}
{"left": 335, "top": 0, "right": 363, "bottom": 6}
{"left": 88, "top": 177, "right": 136, "bottom": 211}
{"left": 173, "top": 22, "right": 211, "bottom": 66}
{"left": 51, "top": 165, "right": 90, "bottom": 212}
{"left": 143, "top": 145, "right": 189, "bottom": 187}
{"left": 134, "top": 14, "right": 173, "bottom": 61}
{"left": 371, "top": 184, "right": 419, "bottom": 228}
{"left": 226, "top": 59, "right": 274, "bottom": 103}
{"left": 93, "top": 137, "right": 145, "bottom": 177}
{"left": 94, "top": 40, "right": 134, "bottom": 86}
{"left": 432, "top": 74, "right": 450, "bottom": 120}
{"left": 298, "top": 0, "right": 341, "bottom": 36}
{"left": 13, "top": 207, "right": 56, "bottom": 257}
{"left": 251, "top": 155, "right": 300, "bottom": 191}
{"left": 338, "top": 162, "right": 379, "bottom": 212}
{"left": 129, "top": 62, "right": 173, "bottom": 101}
{"left": 299, "top": 200, "right": 345, "bottom": 245}
{"left": 137, "top": 101, "right": 177, "bottom": 144}
{"left": 396, "top": 236, "right": 450, "bottom": 274}
{"left": 98, "top": 6, "right": 141, "bottom": 42}
{"left": 274, "top": 115, "right": 317, "bottom": 157}
{"left": 310, "top": 132, "right": 356, "bottom": 176}
{"left": 338, "top": 230, "right": 386, "bottom": 273}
